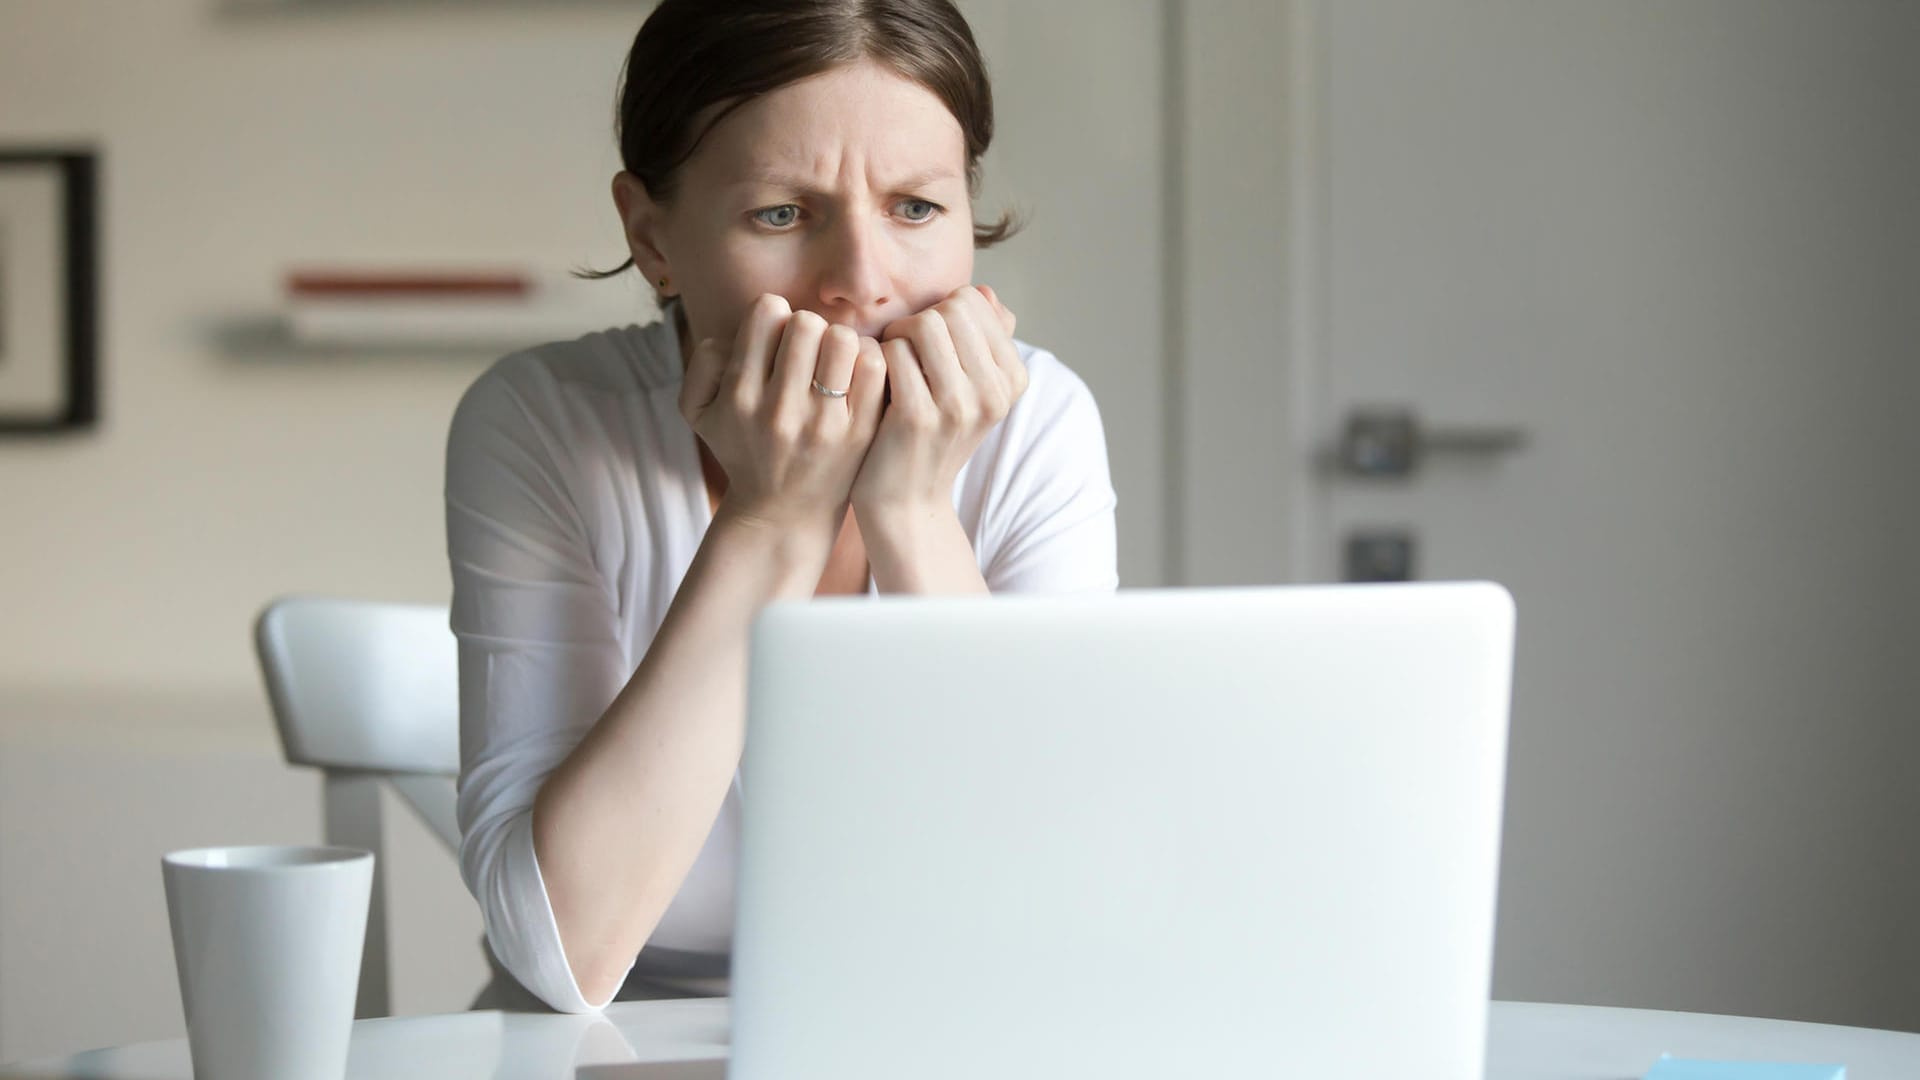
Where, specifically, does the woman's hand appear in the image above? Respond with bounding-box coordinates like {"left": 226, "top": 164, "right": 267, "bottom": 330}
{"left": 679, "top": 293, "right": 888, "bottom": 536}
{"left": 850, "top": 284, "right": 1025, "bottom": 518}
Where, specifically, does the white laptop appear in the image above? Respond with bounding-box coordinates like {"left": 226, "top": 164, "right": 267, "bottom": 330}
{"left": 728, "top": 582, "right": 1515, "bottom": 1080}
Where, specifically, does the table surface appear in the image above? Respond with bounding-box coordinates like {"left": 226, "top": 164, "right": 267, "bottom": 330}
{"left": 6, "top": 998, "right": 1919, "bottom": 1079}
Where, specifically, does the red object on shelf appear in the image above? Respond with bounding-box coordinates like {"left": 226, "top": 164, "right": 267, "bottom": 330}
{"left": 286, "top": 270, "right": 534, "bottom": 299}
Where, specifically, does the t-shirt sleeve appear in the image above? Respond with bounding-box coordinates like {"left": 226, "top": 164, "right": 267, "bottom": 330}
{"left": 443, "top": 358, "right": 637, "bottom": 1014}
{"left": 981, "top": 348, "right": 1121, "bottom": 594}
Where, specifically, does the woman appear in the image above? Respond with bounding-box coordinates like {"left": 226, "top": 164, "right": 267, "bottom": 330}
{"left": 446, "top": 0, "right": 1118, "bottom": 1014}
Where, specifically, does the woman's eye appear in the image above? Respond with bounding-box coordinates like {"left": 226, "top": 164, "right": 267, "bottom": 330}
{"left": 753, "top": 205, "right": 800, "bottom": 228}
{"left": 899, "top": 199, "right": 940, "bottom": 222}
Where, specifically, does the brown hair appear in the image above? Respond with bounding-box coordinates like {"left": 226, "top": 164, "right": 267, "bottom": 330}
{"left": 580, "top": 0, "right": 1020, "bottom": 283}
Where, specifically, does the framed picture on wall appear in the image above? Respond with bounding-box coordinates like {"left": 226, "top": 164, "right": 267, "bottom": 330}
{"left": 0, "top": 149, "right": 98, "bottom": 434}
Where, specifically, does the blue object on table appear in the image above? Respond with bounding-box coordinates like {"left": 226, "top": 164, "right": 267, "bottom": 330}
{"left": 1643, "top": 1054, "right": 1845, "bottom": 1080}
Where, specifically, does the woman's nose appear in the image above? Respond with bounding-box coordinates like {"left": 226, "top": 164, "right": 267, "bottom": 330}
{"left": 815, "top": 214, "right": 891, "bottom": 316}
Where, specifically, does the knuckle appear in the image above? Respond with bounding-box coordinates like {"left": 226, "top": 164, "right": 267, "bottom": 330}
{"left": 790, "top": 309, "right": 828, "bottom": 334}
{"left": 894, "top": 397, "right": 931, "bottom": 428}
{"left": 824, "top": 323, "right": 859, "bottom": 351}
{"left": 754, "top": 293, "right": 791, "bottom": 319}
{"left": 768, "top": 413, "right": 804, "bottom": 445}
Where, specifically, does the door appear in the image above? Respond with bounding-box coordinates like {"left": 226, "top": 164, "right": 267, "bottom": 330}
{"left": 1304, "top": 0, "right": 1920, "bottom": 1029}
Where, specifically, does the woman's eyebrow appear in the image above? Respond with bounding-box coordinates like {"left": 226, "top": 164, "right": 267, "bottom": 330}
{"left": 882, "top": 167, "right": 963, "bottom": 190}
{"left": 732, "top": 167, "right": 962, "bottom": 192}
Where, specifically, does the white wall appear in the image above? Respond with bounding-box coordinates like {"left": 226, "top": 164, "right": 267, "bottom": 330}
{"left": 1175, "top": 0, "right": 1296, "bottom": 586}
{"left": 0, "top": 5, "right": 643, "bottom": 1059}
{"left": 0, "top": 3, "right": 638, "bottom": 694}
{"left": 0, "top": 0, "right": 1170, "bottom": 1062}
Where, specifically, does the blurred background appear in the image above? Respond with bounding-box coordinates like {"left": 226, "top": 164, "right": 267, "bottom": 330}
{"left": 0, "top": 0, "right": 1915, "bottom": 1063}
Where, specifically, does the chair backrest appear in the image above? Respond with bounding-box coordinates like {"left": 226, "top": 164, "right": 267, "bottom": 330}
{"left": 253, "top": 595, "right": 464, "bottom": 1019}
{"left": 254, "top": 596, "right": 459, "bottom": 775}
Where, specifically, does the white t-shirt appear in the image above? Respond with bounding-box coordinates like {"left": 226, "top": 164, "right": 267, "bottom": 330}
{"left": 445, "top": 314, "right": 1118, "bottom": 1013}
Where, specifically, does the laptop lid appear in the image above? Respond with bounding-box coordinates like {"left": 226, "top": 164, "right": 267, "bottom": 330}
{"left": 729, "top": 582, "right": 1514, "bottom": 1079}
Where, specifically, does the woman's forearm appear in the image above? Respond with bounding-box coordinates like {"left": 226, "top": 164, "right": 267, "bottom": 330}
{"left": 530, "top": 503, "right": 837, "bottom": 1004}
{"left": 861, "top": 501, "right": 989, "bottom": 595}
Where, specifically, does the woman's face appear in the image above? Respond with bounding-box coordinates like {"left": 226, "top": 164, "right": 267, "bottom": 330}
{"left": 616, "top": 60, "right": 977, "bottom": 349}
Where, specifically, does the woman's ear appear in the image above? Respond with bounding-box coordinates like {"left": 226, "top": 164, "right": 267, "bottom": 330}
{"left": 612, "top": 171, "right": 674, "bottom": 295}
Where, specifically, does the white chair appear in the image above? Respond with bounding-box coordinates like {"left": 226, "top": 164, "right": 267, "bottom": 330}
{"left": 253, "top": 596, "right": 461, "bottom": 1019}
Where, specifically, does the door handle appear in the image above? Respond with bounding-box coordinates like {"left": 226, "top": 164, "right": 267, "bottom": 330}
{"left": 1337, "top": 408, "right": 1529, "bottom": 478}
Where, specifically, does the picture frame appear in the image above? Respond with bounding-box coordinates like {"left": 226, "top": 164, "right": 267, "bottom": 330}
{"left": 0, "top": 149, "right": 98, "bottom": 434}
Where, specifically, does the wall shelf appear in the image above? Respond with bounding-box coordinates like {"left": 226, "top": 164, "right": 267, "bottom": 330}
{"left": 209, "top": 266, "right": 647, "bottom": 359}
{"left": 208, "top": 312, "right": 640, "bottom": 361}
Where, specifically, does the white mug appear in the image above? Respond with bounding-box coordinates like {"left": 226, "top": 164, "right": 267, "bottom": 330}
{"left": 162, "top": 844, "right": 373, "bottom": 1080}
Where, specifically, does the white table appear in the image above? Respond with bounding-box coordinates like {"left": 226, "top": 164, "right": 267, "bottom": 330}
{"left": 6, "top": 999, "right": 1918, "bottom": 1078}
